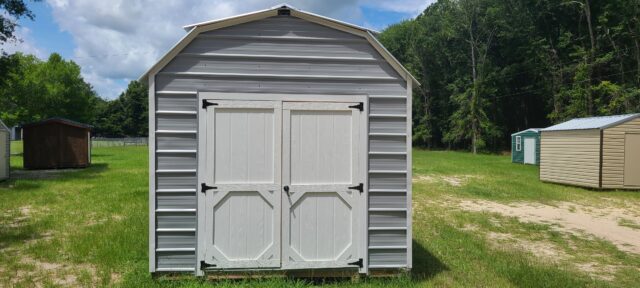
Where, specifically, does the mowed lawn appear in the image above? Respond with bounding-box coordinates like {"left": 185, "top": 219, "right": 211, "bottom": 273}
{"left": 1, "top": 146, "right": 640, "bottom": 287}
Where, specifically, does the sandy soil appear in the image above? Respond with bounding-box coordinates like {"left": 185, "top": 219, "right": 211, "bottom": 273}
{"left": 457, "top": 199, "right": 640, "bottom": 254}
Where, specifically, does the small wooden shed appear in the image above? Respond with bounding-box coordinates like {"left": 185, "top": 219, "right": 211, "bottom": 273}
{"left": 511, "top": 128, "right": 540, "bottom": 165}
{"left": 23, "top": 118, "right": 92, "bottom": 170}
{"left": 140, "top": 4, "right": 417, "bottom": 277}
{"left": 0, "top": 119, "right": 9, "bottom": 181}
{"left": 540, "top": 114, "right": 640, "bottom": 189}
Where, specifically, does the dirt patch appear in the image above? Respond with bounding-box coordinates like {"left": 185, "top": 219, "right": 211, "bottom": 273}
{"left": 486, "top": 232, "right": 569, "bottom": 261}
{"left": 574, "top": 262, "right": 624, "bottom": 281}
{"left": 457, "top": 199, "right": 640, "bottom": 254}
{"left": 12, "top": 256, "right": 99, "bottom": 287}
{"left": 414, "top": 174, "right": 479, "bottom": 187}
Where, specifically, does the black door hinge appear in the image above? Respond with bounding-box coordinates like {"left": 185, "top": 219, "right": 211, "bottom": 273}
{"left": 348, "top": 258, "right": 363, "bottom": 268}
{"left": 348, "top": 183, "right": 364, "bottom": 193}
{"left": 202, "top": 99, "right": 218, "bottom": 109}
{"left": 348, "top": 102, "right": 364, "bottom": 111}
{"left": 200, "top": 261, "right": 217, "bottom": 270}
{"left": 201, "top": 183, "right": 217, "bottom": 193}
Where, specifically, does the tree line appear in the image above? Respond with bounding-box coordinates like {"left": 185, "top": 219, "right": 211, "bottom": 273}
{"left": 379, "top": 0, "right": 640, "bottom": 152}
{"left": 0, "top": 53, "right": 148, "bottom": 137}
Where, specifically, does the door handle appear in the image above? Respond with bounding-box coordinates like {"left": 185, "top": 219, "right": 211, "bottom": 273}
{"left": 283, "top": 185, "right": 290, "bottom": 196}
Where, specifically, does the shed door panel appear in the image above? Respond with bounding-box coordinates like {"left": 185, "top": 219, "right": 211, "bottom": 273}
{"left": 282, "top": 102, "right": 363, "bottom": 269}
{"left": 524, "top": 138, "right": 536, "bottom": 164}
{"left": 202, "top": 100, "right": 281, "bottom": 268}
{"left": 624, "top": 134, "right": 640, "bottom": 186}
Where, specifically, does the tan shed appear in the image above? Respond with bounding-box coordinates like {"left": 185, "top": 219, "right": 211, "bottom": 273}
{"left": 540, "top": 114, "right": 640, "bottom": 189}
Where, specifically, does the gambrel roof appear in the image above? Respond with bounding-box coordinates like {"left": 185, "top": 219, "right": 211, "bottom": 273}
{"left": 139, "top": 4, "right": 419, "bottom": 86}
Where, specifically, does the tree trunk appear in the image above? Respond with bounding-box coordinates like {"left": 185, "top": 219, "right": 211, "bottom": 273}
{"left": 469, "top": 17, "right": 478, "bottom": 155}
{"left": 584, "top": 0, "right": 595, "bottom": 115}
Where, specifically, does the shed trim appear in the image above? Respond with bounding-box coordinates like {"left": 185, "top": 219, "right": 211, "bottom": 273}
{"left": 599, "top": 129, "right": 603, "bottom": 189}
{"left": 138, "top": 5, "right": 419, "bottom": 86}
{"left": 22, "top": 117, "right": 92, "bottom": 130}
{"left": 511, "top": 128, "right": 540, "bottom": 136}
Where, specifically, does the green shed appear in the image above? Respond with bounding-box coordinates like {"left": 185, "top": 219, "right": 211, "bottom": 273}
{"left": 511, "top": 128, "right": 540, "bottom": 165}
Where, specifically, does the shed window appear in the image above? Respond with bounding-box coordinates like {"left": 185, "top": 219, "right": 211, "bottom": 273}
{"left": 515, "top": 136, "right": 522, "bottom": 151}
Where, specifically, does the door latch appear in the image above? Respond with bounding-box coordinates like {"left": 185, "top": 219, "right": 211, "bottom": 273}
{"left": 201, "top": 183, "right": 217, "bottom": 193}
{"left": 348, "top": 183, "right": 364, "bottom": 193}
{"left": 283, "top": 185, "right": 290, "bottom": 197}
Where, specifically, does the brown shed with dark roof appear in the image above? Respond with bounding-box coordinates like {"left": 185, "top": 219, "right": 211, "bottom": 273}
{"left": 23, "top": 118, "right": 91, "bottom": 169}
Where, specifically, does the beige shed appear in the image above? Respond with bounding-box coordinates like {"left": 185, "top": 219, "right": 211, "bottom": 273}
{"left": 540, "top": 114, "right": 640, "bottom": 189}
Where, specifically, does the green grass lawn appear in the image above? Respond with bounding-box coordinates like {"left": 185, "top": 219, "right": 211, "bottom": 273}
{"left": 1, "top": 147, "right": 639, "bottom": 287}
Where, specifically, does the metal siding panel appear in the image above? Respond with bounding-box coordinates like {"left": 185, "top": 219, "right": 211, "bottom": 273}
{"left": 156, "top": 114, "right": 197, "bottom": 131}
{"left": 370, "top": 173, "right": 407, "bottom": 190}
{"left": 202, "top": 17, "right": 358, "bottom": 39}
{"left": 155, "top": 76, "right": 406, "bottom": 95}
{"left": 156, "top": 213, "right": 197, "bottom": 229}
{"left": 156, "top": 251, "right": 196, "bottom": 269}
{"left": 369, "top": 192, "right": 406, "bottom": 209}
{"left": 368, "top": 230, "right": 407, "bottom": 246}
{"left": 369, "top": 154, "right": 406, "bottom": 171}
{"left": 154, "top": 15, "right": 409, "bottom": 272}
{"left": 157, "top": 232, "right": 196, "bottom": 249}
{"left": 370, "top": 118, "right": 406, "bottom": 134}
{"left": 369, "top": 98, "right": 406, "bottom": 115}
{"left": 369, "top": 136, "right": 406, "bottom": 153}
{"left": 156, "top": 173, "right": 197, "bottom": 190}
{"left": 369, "top": 211, "right": 407, "bottom": 228}
{"left": 157, "top": 193, "right": 197, "bottom": 209}
{"left": 157, "top": 153, "right": 197, "bottom": 170}
{"left": 369, "top": 249, "right": 407, "bottom": 266}
{"left": 164, "top": 57, "right": 398, "bottom": 78}
{"left": 183, "top": 37, "right": 377, "bottom": 58}
{"left": 157, "top": 134, "right": 197, "bottom": 150}
{"left": 157, "top": 94, "right": 197, "bottom": 112}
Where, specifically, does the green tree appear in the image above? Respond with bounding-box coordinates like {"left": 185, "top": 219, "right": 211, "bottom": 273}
{"left": 0, "top": 0, "right": 39, "bottom": 45}
{"left": 93, "top": 81, "right": 148, "bottom": 137}
{"left": 0, "top": 53, "right": 99, "bottom": 127}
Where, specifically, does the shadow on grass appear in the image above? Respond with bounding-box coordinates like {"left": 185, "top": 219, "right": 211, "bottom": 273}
{"left": 0, "top": 163, "right": 109, "bottom": 191}
{"left": 411, "top": 239, "right": 448, "bottom": 281}
{"left": 0, "top": 216, "right": 46, "bottom": 251}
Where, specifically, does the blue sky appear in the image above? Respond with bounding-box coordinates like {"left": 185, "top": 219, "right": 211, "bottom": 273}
{"left": 2, "top": 1, "right": 432, "bottom": 99}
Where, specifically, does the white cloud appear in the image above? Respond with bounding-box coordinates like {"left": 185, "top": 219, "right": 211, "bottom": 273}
{"left": 45, "top": 0, "right": 429, "bottom": 99}
{"left": 0, "top": 26, "right": 47, "bottom": 58}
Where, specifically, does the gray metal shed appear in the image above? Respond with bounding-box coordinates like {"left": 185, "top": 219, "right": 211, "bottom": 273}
{"left": 0, "top": 119, "right": 9, "bottom": 181}
{"left": 140, "top": 4, "right": 418, "bottom": 276}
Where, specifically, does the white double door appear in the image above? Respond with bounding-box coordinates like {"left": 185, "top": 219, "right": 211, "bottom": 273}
{"left": 199, "top": 100, "right": 364, "bottom": 270}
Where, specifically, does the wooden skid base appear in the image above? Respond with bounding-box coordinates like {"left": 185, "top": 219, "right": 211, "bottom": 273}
{"left": 153, "top": 268, "right": 408, "bottom": 281}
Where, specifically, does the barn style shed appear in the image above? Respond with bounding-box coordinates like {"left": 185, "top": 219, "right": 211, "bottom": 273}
{"left": 0, "top": 119, "right": 9, "bottom": 181}
{"left": 511, "top": 128, "right": 540, "bottom": 165}
{"left": 23, "top": 118, "right": 92, "bottom": 170}
{"left": 540, "top": 114, "right": 640, "bottom": 189}
{"left": 140, "top": 4, "right": 417, "bottom": 276}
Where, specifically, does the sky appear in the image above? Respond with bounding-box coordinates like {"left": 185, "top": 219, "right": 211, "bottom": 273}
{"left": 1, "top": 0, "right": 434, "bottom": 99}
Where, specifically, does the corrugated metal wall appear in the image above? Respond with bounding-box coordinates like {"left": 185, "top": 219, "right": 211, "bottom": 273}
{"left": 540, "top": 130, "right": 601, "bottom": 188}
{"left": 151, "top": 15, "right": 409, "bottom": 272}
{"left": 602, "top": 117, "right": 640, "bottom": 189}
